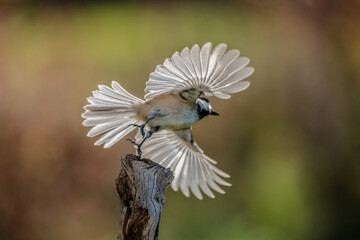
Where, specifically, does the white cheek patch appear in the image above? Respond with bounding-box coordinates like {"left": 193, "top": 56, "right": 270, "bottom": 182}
{"left": 196, "top": 98, "right": 212, "bottom": 113}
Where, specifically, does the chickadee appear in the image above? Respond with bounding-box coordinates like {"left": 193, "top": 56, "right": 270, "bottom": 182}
{"left": 82, "top": 42, "right": 254, "bottom": 199}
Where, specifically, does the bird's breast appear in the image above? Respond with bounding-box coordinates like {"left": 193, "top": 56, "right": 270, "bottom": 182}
{"left": 149, "top": 106, "right": 200, "bottom": 130}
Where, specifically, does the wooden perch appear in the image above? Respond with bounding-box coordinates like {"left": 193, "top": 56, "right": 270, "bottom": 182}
{"left": 115, "top": 154, "right": 174, "bottom": 240}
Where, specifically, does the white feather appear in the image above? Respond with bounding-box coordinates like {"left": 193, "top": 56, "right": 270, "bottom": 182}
{"left": 209, "top": 49, "right": 240, "bottom": 83}
{"left": 136, "top": 129, "right": 231, "bottom": 199}
{"left": 82, "top": 82, "right": 144, "bottom": 148}
{"left": 171, "top": 51, "right": 193, "bottom": 80}
{"left": 145, "top": 42, "right": 253, "bottom": 99}
{"left": 214, "top": 66, "right": 254, "bottom": 89}
{"left": 200, "top": 42, "right": 212, "bottom": 82}
{"left": 180, "top": 47, "right": 198, "bottom": 85}
{"left": 190, "top": 44, "right": 202, "bottom": 85}
{"left": 205, "top": 43, "right": 227, "bottom": 84}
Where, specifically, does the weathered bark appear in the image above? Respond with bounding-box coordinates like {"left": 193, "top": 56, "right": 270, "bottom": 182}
{"left": 115, "top": 154, "right": 174, "bottom": 240}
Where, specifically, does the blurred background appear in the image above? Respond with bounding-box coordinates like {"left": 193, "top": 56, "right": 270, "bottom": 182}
{"left": 0, "top": 0, "right": 359, "bottom": 239}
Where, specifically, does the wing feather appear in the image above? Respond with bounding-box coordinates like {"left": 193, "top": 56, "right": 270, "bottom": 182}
{"left": 190, "top": 44, "right": 202, "bottom": 85}
{"left": 163, "top": 58, "right": 191, "bottom": 82}
{"left": 180, "top": 47, "right": 198, "bottom": 84}
{"left": 213, "top": 67, "right": 254, "bottom": 90}
{"left": 205, "top": 43, "right": 227, "bottom": 84}
{"left": 135, "top": 129, "right": 230, "bottom": 199}
{"left": 200, "top": 160, "right": 225, "bottom": 194}
{"left": 144, "top": 42, "right": 253, "bottom": 100}
{"left": 171, "top": 51, "right": 194, "bottom": 81}
{"left": 212, "top": 57, "right": 251, "bottom": 86}
{"left": 200, "top": 42, "right": 212, "bottom": 83}
{"left": 196, "top": 159, "right": 216, "bottom": 198}
{"left": 216, "top": 81, "right": 251, "bottom": 94}
{"left": 213, "top": 92, "right": 231, "bottom": 99}
{"left": 188, "top": 151, "right": 203, "bottom": 199}
{"left": 154, "top": 66, "right": 186, "bottom": 83}
{"left": 209, "top": 49, "right": 240, "bottom": 84}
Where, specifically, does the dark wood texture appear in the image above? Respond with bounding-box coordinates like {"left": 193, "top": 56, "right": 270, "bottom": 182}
{"left": 115, "top": 154, "right": 174, "bottom": 240}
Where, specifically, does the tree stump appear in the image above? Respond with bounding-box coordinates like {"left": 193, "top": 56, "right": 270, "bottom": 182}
{"left": 115, "top": 154, "right": 174, "bottom": 240}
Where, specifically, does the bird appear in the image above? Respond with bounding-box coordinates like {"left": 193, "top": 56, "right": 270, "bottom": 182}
{"left": 82, "top": 42, "right": 254, "bottom": 199}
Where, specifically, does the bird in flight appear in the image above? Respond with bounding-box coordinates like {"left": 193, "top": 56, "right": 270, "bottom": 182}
{"left": 82, "top": 42, "right": 254, "bottom": 199}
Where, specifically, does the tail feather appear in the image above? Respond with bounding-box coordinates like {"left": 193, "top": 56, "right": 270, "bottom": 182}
{"left": 82, "top": 81, "right": 144, "bottom": 148}
{"left": 103, "top": 126, "right": 136, "bottom": 148}
{"left": 83, "top": 115, "right": 130, "bottom": 127}
{"left": 87, "top": 119, "right": 129, "bottom": 137}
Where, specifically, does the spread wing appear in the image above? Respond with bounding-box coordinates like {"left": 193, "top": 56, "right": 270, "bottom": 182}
{"left": 136, "top": 128, "right": 231, "bottom": 199}
{"left": 144, "top": 42, "right": 254, "bottom": 100}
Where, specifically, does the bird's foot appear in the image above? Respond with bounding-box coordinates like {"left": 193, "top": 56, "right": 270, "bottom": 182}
{"left": 126, "top": 138, "right": 137, "bottom": 145}
{"left": 126, "top": 138, "right": 142, "bottom": 158}
{"left": 137, "top": 148, "right": 142, "bottom": 158}
{"left": 128, "top": 123, "right": 145, "bottom": 137}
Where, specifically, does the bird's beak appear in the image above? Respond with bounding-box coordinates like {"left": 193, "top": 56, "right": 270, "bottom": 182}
{"left": 210, "top": 111, "right": 219, "bottom": 116}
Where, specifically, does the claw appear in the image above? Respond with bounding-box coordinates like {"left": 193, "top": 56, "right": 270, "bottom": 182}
{"left": 126, "top": 138, "right": 138, "bottom": 145}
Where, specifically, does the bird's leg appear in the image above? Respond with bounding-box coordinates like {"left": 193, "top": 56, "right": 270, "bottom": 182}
{"left": 126, "top": 110, "right": 161, "bottom": 157}
{"left": 126, "top": 138, "right": 142, "bottom": 156}
{"left": 140, "top": 110, "right": 161, "bottom": 137}
{"left": 130, "top": 110, "right": 161, "bottom": 137}
{"left": 126, "top": 124, "right": 142, "bottom": 144}
{"left": 127, "top": 111, "right": 161, "bottom": 137}
{"left": 127, "top": 126, "right": 160, "bottom": 157}
{"left": 136, "top": 126, "right": 160, "bottom": 157}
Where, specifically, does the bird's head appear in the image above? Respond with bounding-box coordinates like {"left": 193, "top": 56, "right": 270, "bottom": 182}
{"left": 196, "top": 98, "right": 219, "bottom": 119}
